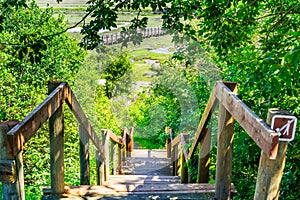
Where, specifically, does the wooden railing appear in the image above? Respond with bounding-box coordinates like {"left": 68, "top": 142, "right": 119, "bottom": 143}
{"left": 0, "top": 81, "right": 133, "bottom": 199}
{"left": 170, "top": 81, "right": 295, "bottom": 200}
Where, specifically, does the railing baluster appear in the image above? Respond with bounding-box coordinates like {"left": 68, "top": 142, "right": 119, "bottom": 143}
{"left": 79, "top": 125, "right": 90, "bottom": 185}
{"left": 48, "top": 82, "right": 65, "bottom": 195}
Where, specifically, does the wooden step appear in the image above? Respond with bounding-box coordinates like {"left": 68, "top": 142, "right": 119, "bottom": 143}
{"left": 43, "top": 183, "right": 237, "bottom": 199}
{"left": 109, "top": 175, "right": 181, "bottom": 184}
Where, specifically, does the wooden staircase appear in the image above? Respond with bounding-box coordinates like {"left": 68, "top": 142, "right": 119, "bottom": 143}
{"left": 42, "top": 149, "right": 230, "bottom": 199}
{"left": 1, "top": 81, "right": 292, "bottom": 199}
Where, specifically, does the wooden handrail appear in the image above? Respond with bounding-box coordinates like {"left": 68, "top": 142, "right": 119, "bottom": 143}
{"left": 6, "top": 83, "right": 67, "bottom": 156}
{"left": 169, "top": 80, "right": 295, "bottom": 199}
{"left": 1, "top": 81, "right": 134, "bottom": 198}
{"left": 65, "top": 84, "right": 106, "bottom": 158}
{"left": 214, "top": 81, "right": 278, "bottom": 158}
{"left": 188, "top": 81, "right": 278, "bottom": 160}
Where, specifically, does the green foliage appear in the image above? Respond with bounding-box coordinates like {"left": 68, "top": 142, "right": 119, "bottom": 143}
{"left": 129, "top": 59, "right": 209, "bottom": 149}
{"left": 0, "top": 0, "right": 86, "bottom": 198}
{"left": 101, "top": 52, "right": 133, "bottom": 99}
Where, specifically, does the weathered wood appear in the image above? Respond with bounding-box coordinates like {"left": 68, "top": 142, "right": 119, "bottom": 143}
{"left": 171, "top": 134, "right": 181, "bottom": 148}
{"left": 117, "top": 143, "right": 123, "bottom": 174}
{"left": 0, "top": 160, "right": 16, "bottom": 182}
{"left": 103, "top": 131, "right": 110, "bottom": 182}
{"left": 111, "top": 141, "right": 117, "bottom": 175}
{"left": 167, "top": 139, "right": 171, "bottom": 158}
{"left": 215, "top": 102, "right": 234, "bottom": 200}
{"left": 6, "top": 83, "right": 67, "bottom": 157}
{"left": 0, "top": 121, "right": 25, "bottom": 200}
{"left": 122, "top": 128, "right": 127, "bottom": 161}
{"left": 172, "top": 145, "right": 179, "bottom": 176}
{"left": 180, "top": 134, "right": 189, "bottom": 183}
{"left": 96, "top": 151, "right": 105, "bottom": 185}
{"left": 79, "top": 125, "right": 90, "bottom": 185}
{"left": 165, "top": 127, "right": 172, "bottom": 158}
{"left": 43, "top": 182, "right": 237, "bottom": 197}
{"left": 188, "top": 85, "right": 218, "bottom": 160}
{"left": 126, "top": 127, "right": 134, "bottom": 157}
{"left": 104, "top": 130, "right": 123, "bottom": 145}
{"left": 49, "top": 82, "right": 65, "bottom": 195}
{"left": 198, "top": 128, "right": 211, "bottom": 183}
{"left": 254, "top": 109, "right": 291, "bottom": 200}
{"left": 65, "top": 85, "right": 106, "bottom": 159}
{"left": 214, "top": 81, "right": 278, "bottom": 159}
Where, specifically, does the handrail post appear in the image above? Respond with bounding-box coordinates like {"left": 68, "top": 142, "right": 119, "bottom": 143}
{"left": 48, "top": 81, "right": 65, "bottom": 195}
{"left": 0, "top": 121, "right": 25, "bottom": 200}
{"left": 180, "top": 134, "right": 189, "bottom": 183}
{"left": 79, "top": 125, "right": 90, "bottom": 185}
{"left": 215, "top": 103, "right": 234, "bottom": 200}
{"left": 198, "top": 128, "right": 211, "bottom": 183}
{"left": 165, "top": 127, "right": 172, "bottom": 158}
{"left": 126, "top": 127, "right": 134, "bottom": 157}
{"left": 254, "top": 109, "right": 291, "bottom": 199}
{"left": 172, "top": 145, "right": 179, "bottom": 176}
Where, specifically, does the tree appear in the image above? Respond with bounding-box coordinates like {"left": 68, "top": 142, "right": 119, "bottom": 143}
{"left": 75, "top": 1, "right": 299, "bottom": 199}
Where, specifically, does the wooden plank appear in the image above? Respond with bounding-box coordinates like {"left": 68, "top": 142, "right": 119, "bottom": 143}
{"left": 254, "top": 109, "right": 290, "bottom": 199}
{"left": 0, "top": 121, "right": 25, "bottom": 200}
{"left": 171, "top": 134, "right": 181, "bottom": 148}
{"left": 103, "top": 131, "right": 110, "bottom": 182}
{"left": 43, "top": 183, "right": 237, "bottom": 196}
{"left": 188, "top": 85, "right": 218, "bottom": 160}
{"left": 215, "top": 102, "right": 234, "bottom": 200}
{"left": 214, "top": 81, "right": 278, "bottom": 158}
{"left": 6, "top": 83, "right": 67, "bottom": 156}
{"left": 64, "top": 85, "right": 106, "bottom": 159}
{"left": 0, "top": 160, "right": 16, "bottom": 183}
{"left": 180, "top": 134, "right": 189, "bottom": 183}
{"left": 104, "top": 130, "right": 123, "bottom": 145}
{"left": 180, "top": 134, "right": 189, "bottom": 162}
{"left": 79, "top": 125, "right": 90, "bottom": 185}
{"left": 117, "top": 144, "right": 122, "bottom": 174}
{"left": 96, "top": 151, "right": 105, "bottom": 185}
{"left": 49, "top": 82, "right": 65, "bottom": 195}
{"left": 198, "top": 128, "right": 211, "bottom": 183}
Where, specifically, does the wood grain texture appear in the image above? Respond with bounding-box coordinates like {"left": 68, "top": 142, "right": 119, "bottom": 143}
{"left": 0, "top": 121, "right": 25, "bottom": 200}
{"left": 214, "top": 81, "right": 278, "bottom": 158}
{"left": 49, "top": 82, "right": 65, "bottom": 195}
{"left": 215, "top": 103, "right": 234, "bottom": 200}
{"left": 0, "top": 160, "right": 16, "bottom": 182}
{"left": 6, "top": 83, "right": 67, "bottom": 156}
{"left": 79, "top": 125, "right": 90, "bottom": 185}
{"left": 198, "top": 128, "right": 211, "bottom": 183}
{"left": 254, "top": 109, "right": 290, "bottom": 200}
{"left": 65, "top": 85, "right": 106, "bottom": 159}
{"left": 188, "top": 85, "right": 218, "bottom": 160}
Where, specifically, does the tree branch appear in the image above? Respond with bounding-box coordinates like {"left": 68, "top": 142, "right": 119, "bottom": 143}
{"left": 43, "top": 8, "right": 94, "bottom": 39}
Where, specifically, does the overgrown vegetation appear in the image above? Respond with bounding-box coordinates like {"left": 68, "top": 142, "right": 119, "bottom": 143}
{"left": 1, "top": 0, "right": 299, "bottom": 199}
